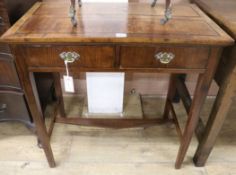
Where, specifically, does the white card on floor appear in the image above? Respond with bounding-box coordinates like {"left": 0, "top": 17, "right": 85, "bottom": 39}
{"left": 63, "top": 75, "right": 75, "bottom": 93}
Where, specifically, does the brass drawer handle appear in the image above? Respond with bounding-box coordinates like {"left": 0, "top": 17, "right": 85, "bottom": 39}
{"left": 59, "top": 52, "right": 80, "bottom": 63}
{"left": 0, "top": 104, "right": 7, "bottom": 113}
{"left": 155, "top": 52, "right": 175, "bottom": 64}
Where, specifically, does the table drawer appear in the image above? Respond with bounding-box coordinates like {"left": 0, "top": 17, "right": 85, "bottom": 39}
{"left": 25, "top": 46, "right": 115, "bottom": 68}
{"left": 0, "top": 53, "right": 20, "bottom": 88}
{"left": 120, "top": 46, "right": 210, "bottom": 69}
{"left": 0, "top": 91, "right": 31, "bottom": 122}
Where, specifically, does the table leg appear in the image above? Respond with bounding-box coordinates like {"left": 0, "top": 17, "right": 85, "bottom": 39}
{"left": 163, "top": 74, "right": 178, "bottom": 120}
{"left": 175, "top": 48, "right": 222, "bottom": 169}
{"left": 14, "top": 47, "right": 56, "bottom": 167}
{"left": 30, "top": 72, "right": 56, "bottom": 167}
{"left": 53, "top": 73, "right": 66, "bottom": 118}
{"left": 193, "top": 70, "right": 236, "bottom": 166}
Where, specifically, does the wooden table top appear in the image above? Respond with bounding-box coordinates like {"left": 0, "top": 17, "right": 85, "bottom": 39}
{"left": 194, "top": 0, "right": 236, "bottom": 39}
{"left": 0, "top": 2, "right": 233, "bottom": 46}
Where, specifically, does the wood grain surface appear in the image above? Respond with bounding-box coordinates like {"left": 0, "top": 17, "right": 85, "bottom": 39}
{"left": 194, "top": 0, "right": 236, "bottom": 39}
{"left": 0, "top": 2, "right": 233, "bottom": 45}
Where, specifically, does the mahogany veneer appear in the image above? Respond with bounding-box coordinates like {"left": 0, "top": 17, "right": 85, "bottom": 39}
{"left": 120, "top": 46, "right": 209, "bottom": 69}
{"left": 25, "top": 46, "right": 115, "bottom": 68}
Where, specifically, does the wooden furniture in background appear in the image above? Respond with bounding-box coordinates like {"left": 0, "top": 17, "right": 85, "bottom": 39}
{"left": 192, "top": 0, "right": 236, "bottom": 167}
{"left": 0, "top": 0, "right": 54, "bottom": 134}
{"left": 1, "top": 2, "right": 233, "bottom": 169}
{"left": 0, "top": 0, "right": 34, "bottom": 127}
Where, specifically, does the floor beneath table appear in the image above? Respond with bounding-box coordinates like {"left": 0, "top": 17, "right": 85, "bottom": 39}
{"left": 0, "top": 96, "right": 236, "bottom": 175}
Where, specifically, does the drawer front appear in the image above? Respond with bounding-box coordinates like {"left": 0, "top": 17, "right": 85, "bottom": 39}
{"left": 0, "top": 53, "right": 20, "bottom": 88}
{"left": 0, "top": 92, "right": 31, "bottom": 122}
{"left": 25, "top": 46, "right": 115, "bottom": 68}
{"left": 120, "top": 46, "right": 210, "bottom": 69}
